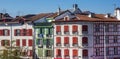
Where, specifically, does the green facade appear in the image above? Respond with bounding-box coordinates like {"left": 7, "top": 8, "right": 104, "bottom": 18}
{"left": 34, "top": 18, "right": 53, "bottom": 59}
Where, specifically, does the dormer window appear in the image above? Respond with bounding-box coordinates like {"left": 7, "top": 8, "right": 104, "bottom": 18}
{"left": 64, "top": 16, "right": 69, "bottom": 21}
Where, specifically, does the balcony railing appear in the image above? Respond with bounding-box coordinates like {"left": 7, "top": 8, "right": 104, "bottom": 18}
{"left": 56, "top": 43, "right": 61, "bottom": 46}
{"left": 82, "top": 31, "right": 88, "bottom": 34}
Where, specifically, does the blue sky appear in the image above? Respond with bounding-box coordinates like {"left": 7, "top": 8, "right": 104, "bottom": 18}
{"left": 0, "top": 0, "right": 120, "bottom": 17}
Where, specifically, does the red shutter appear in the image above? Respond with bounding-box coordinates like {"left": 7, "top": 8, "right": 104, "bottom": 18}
{"left": 82, "top": 37, "right": 88, "bottom": 44}
{"left": 8, "top": 40, "right": 10, "bottom": 46}
{"left": 56, "top": 26, "right": 61, "bottom": 32}
{"left": 22, "top": 39, "right": 26, "bottom": 46}
{"left": 64, "top": 49, "right": 69, "bottom": 56}
{"left": 73, "top": 37, "right": 78, "bottom": 44}
{"left": 14, "top": 29, "right": 16, "bottom": 36}
{"left": 1, "top": 30, "right": 3, "bottom": 36}
{"left": 1, "top": 40, "right": 4, "bottom": 46}
{"left": 82, "top": 25, "right": 88, "bottom": 31}
{"left": 29, "top": 50, "right": 32, "bottom": 56}
{"left": 0, "top": 30, "right": 2, "bottom": 36}
{"left": 8, "top": 30, "right": 10, "bottom": 36}
{"left": 16, "top": 39, "right": 20, "bottom": 46}
{"left": 20, "top": 29, "right": 23, "bottom": 36}
{"left": 72, "top": 25, "right": 78, "bottom": 32}
{"left": 28, "top": 29, "right": 32, "bottom": 36}
{"left": 28, "top": 39, "right": 33, "bottom": 46}
{"left": 73, "top": 49, "right": 78, "bottom": 56}
{"left": 83, "top": 50, "right": 88, "bottom": 56}
{"left": 64, "top": 26, "right": 69, "bottom": 32}
{"left": 64, "top": 37, "right": 69, "bottom": 44}
{"left": 56, "top": 37, "right": 61, "bottom": 44}
{"left": 56, "top": 49, "right": 61, "bottom": 56}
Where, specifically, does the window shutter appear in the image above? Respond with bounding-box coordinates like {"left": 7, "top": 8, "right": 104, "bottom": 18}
{"left": 64, "top": 37, "right": 69, "bottom": 44}
{"left": 1, "top": 40, "right": 4, "bottom": 46}
{"left": 83, "top": 50, "right": 88, "bottom": 56}
{"left": 16, "top": 39, "right": 20, "bottom": 46}
{"left": 56, "top": 26, "right": 61, "bottom": 32}
{"left": 20, "top": 29, "right": 23, "bottom": 36}
{"left": 8, "top": 30, "right": 10, "bottom": 36}
{"left": 73, "top": 37, "right": 78, "bottom": 44}
{"left": 82, "top": 25, "right": 88, "bottom": 31}
{"left": 73, "top": 49, "right": 78, "bottom": 56}
{"left": 28, "top": 29, "right": 32, "bottom": 36}
{"left": 56, "top": 49, "right": 61, "bottom": 56}
{"left": 72, "top": 25, "right": 78, "bottom": 32}
{"left": 64, "top": 26, "right": 69, "bottom": 32}
{"left": 82, "top": 37, "right": 88, "bottom": 44}
{"left": 64, "top": 49, "right": 69, "bottom": 56}
{"left": 22, "top": 39, "right": 26, "bottom": 46}
{"left": 28, "top": 39, "right": 33, "bottom": 46}
{"left": 29, "top": 50, "right": 32, "bottom": 56}
{"left": 8, "top": 40, "right": 10, "bottom": 46}
{"left": 56, "top": 37, "right": 61, "bottom": 44}
{"left": 14, "top": 29, "right": 16, "bottom": 36}
{"left": 1, "top": 30, "right": 3, "bottom": 36}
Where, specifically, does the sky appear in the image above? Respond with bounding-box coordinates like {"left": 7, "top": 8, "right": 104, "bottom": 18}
{"left": 0, "top": 0, "right": 120, "bottom": 17}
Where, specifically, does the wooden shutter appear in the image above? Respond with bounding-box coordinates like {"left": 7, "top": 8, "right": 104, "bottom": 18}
{"left": 28, "top": 39, "right": 33, "bottom": 46}
{"left": 0, "top": 30, "right": 2, "bottom": 36}
{"left": 8, "top": 40, "right": 10, "bottom": 46}
{"left": 82, "top": 25, "right": 88, "bottom": 31}
{"left": 64, "top": 25, "right": 69, "bottom": 32}
{"left": 16, "top": 39, "right": 20, "bottom": 46}
{"left": 14, "top": 29, "right": 16, "bottom": 36}
{"left": 56, "top": 37, "right": 61, "bottom": 44}
{"left": 28, "top": 29, "right": 32, "bottom": 36}
{"left": 8, "top": 30, "right": 10, "bottom": 36}
{"left": 64, "top": 49, "right": 69, "bottom": 56}
{"left": 64, "top": 37, "right": 69, "bottom": 44}
{"left": 56, "top": 26, "right": 61, "bottom": 32}
{"left": 56, "top": 49, "right": 61, "bottom": 56}
{"left": 82, "top": 37, "right": 88, "bottom": 44}
{"left": 22, "top": 39, "right": 26, "bottom": 46}
{"left": 73, "top": 37, "right": 78, "bottom": 44}
{"left": 73, "top": 49, "right": 78, "bottom": 56}
{"left": 29, "top": 50, "right": 32, "bottom": 56}
{"left": 72, "top": 25, "right": 78, "bottom": 32}
{"left": 83, "top": 50, "right": 88, "bottom": 56}
{"left": 1, "top": 40, "right": 5, "bottom": 46}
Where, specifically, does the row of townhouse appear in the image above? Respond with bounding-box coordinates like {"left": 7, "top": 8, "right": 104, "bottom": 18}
{"left": 0, "top": 4, "right": 120, "bottom": 59}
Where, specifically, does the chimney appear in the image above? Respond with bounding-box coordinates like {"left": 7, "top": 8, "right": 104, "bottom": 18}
{"left": 105, "top": 13, "right": 111, "bottom": 18}
{"left": 73, "top": 4, "right": 78, "bottom": 11}
{"left": 57, "top": 6, "right": 61, "bottom": 15}
{"left": 114, "top": 7, "right": 120, "bottom": 20}
{"left": 88, "top": 13, "right": 95, "bottom": 18}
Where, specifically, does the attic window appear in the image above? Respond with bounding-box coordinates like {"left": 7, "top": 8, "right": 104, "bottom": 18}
{"left": 64, "top": 16, "right": 69, "bottom": 21}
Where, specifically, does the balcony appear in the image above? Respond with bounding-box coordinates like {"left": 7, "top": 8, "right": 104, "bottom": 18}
{"left": 64, "top": 44, "right": 70, "bottom": 47}
{"left": 46, "top": 34, "right": 52, "bottom": 38}
{"left": 56, "top": 43, "right": 61, "bottom": 46}
{"left": 64, "top": 32, "right": 69, "bottom": 35}
{"left": 72, "top": 31, "right": 78, "bottom": 35}
{"left": 82, "top": 31, "right": 88, "bottom": 34}
{"left": 82, "top": 44, "right": 88, "bottom": 47}
{"left": 73, "top": 43, "right": 78, "bottom": 47}
{"left": 38, "top": 34, "right": 44, "bottom": 38}
{"left": 56, "top": 32, "right": 61, "bottom": 35}
{"left": 38, "top": 44, "right": 43, "bottom": 48}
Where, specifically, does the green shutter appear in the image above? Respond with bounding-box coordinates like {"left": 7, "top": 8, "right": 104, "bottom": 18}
{"left": 38, "top": 49, "right": 43, "bottom": 57}
{"left": 50, "top": 28, "right": 52, "bottom": 35}
{"left": 42, "top": 28, "right": 45, "bottom": 34}
{"left": 46, "top": 28, "right": 49, "bottom": 34}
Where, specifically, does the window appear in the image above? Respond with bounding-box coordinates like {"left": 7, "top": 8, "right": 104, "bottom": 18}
{"left": 16, "top": 29, "right": 20, "bottom": 36}
{"left": 1, "top": 40, "right": 10, "bottom": 46}
{"left": 22, "top": 39, "right": 26, "bottom": 46}
{"left": 64, "top": 25, "right": 69, "bottom": 34}
{"left": 73, "top": 49, "right": 78, "bottom": 57}
{"left": 82, "top": 50, "right": 88, "bottom": 57}
{"left": 64, "top": 49, "right": 69, "bottom": 57}
{"left": 56, "top": 49, "right": 61, "bottom": 57}
{"left": 105, "top": 36, "right": 109, "bottom": 44}
{"left": 95, "top": 36, "right": 100, "bottom": 44}
{"left": 56, "top": 37, "right": 61, "bottom": 46}
{"left": 16, "top": 39, "right": 20, "bottom": 46}
{"left": 64, "top": 16, "right": 69, "bottom": 21}
{"left": 37, "top": 39, "right": 43, "bottom": 48}
{"left": 72, "top": 25, "right": 78, "bottom": 34}
{"left": 46, "top": 39, "right": 51, "bottom": 48}
{"left": 82, "top": 25, "right": 88, "bottom": 34}
{"left": 3, "top": 29, "right": 9, "bottom": 36}
{"left": 96, "top": 48, "right": 100, "bottom": 56}
{"left": 113, "top": 24, "right": 117, "bottom": 32}
{"left": 46, "top": 50, "right": 52, "bottom": 57}
{"left": 95, "top": 24, "right": 100, "bottom": 32}
{"left": 28, "top": 39, "right": 32, "bottom": 46}
{"left": 72, "top": 37, "right": 78, "bottom": 46}
{"left": 56, "top": 26, "right": 61, "bottom": 35}
{"left": 82, "top": 37, "right": 88, "bottom": 46}
{"left": 113, "top": 36, "right": 118, "bottom": 43}
{"left": 106, "top": 47, "right": 109, "bottom": 55}
{"left": 28, "top": 50, "right": 32, "bottom": 56}
{"left": 105, "top": 24, "right": 109, "bottom": 32}
{"left": 64, "top": 37, "right": 69, "bottom": 46}
{"left": 23, "top": 29, "right": 27, "bottom": 36}
{"left": 114, "top": 47, "right": 118, "bottom": 55}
